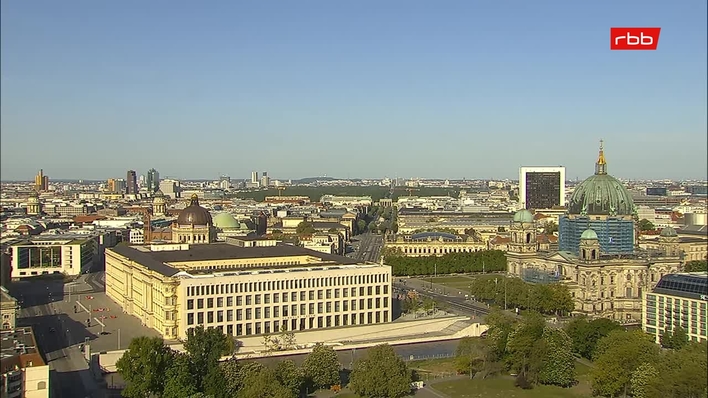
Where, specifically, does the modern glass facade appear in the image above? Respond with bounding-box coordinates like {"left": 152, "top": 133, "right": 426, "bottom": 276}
{"left": 643, "top": 273, "right": 708, "bottom": 343}
{"left": 558, "top": 216, "right": 635, "bottom": 255}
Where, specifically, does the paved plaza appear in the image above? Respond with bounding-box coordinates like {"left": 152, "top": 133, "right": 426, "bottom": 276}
{"left": 61, "top": 287, "right": 161, "bottom": 353}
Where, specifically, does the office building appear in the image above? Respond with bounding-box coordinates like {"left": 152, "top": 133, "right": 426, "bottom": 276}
{"left": 8, "top": 235, "right": 100, "bottom": 279}
{"left": 646, "top": 187, "right": 668, "bottom": 196}
{"left": 105, "top": 239, "right": 392, "bottom": 340}
{"left": 146, "top": 169, "right": 160, "bottom": 193}
{"left": 519, "top": 166, "right": 565, "bottom": 210}
{"left": 0, "top": 327, "right": 50, "bottom": 398}
{"left": 160, "top": 180, "right": 180, "bottom": 199}
{"left": 251, "top": 171, "right": 259, "bottom": 185}
{"left": 260, "top": 172, "right": 270, "bottom": 188}
{"left": 643, "top": 273, "right": 708, "bottom": 344}
{"left": 126, "top": 170, "right": 138, "bottom": 195}
{"left": 559, "top": 142, "right": 635, "bottom": 255}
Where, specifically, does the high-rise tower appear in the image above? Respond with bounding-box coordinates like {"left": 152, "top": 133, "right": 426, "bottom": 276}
{"left": 126, "top": 170, "right": 138, "bottom": 194}
{"left": 146, "top": 168, "right": 160, "bottom": 193}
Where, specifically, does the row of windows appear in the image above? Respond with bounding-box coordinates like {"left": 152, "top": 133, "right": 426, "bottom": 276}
{"left": 185, "top": 297, "right": 388, "bottom": 325}
{"left": 188, "top": 311, "right": 390, "bottom": 337}
{"left": 396, "top": 246, "right": 483, "bottom": 255}
{"left": 186, "top": 297, "right": 389, "bottom": 324}
{"left": 186, "top": 273, "right": 389, "bottom": 297}
{"left": 186, "top": 286, "right": 389, "bottom": 310}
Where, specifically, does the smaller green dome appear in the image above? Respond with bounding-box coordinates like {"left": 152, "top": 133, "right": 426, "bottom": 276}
{"left": 213, "top": 212, "right": 240, "bottom": 229}
{"left": 580, "top": 229, "right": 598, "bottom": 240}
{"left": 660, "top": 227, "right": 677, "bottom": 237}
{"left": 513, "top": 209, "right": 534, "bottom": 223}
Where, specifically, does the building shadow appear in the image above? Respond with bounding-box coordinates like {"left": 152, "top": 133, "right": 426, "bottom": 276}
{"left": 17, "top": 313, "right": 99, "bottom": 354}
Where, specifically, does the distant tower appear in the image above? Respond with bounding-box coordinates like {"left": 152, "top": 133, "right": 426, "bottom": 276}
{"left": 34, "top": 170, "right": 43, "bottom": 191}
{"left": 26, "top": 191, "right": 42, "bottom": 216}
{"left": 146, "top": 168, "right": 160, "bottom": 193}
{"left": 126, "top": 170, "right": 138, "bottom": 194}
{"left": 34, "top": 169, "right": 49, "bottom": 191}
{"left": 251, "top": 171, "right": 259, "bottom": 185}
{"left": 152, "top": 190, "right": 167, "bottom": 216}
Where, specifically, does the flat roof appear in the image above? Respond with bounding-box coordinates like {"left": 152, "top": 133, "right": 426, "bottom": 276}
{"left": 109, "top": 242, "right": 360, "bottom": 277}
{"left": 0, "top": 327, "right": 45, "bottom": 371}
{"left": 651, "top": 273, "right": 708, "bottom": 301}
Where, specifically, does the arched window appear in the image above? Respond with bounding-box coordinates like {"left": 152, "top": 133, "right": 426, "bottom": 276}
{"left": 37, "top": 381, "right": 47, "bottom": 390}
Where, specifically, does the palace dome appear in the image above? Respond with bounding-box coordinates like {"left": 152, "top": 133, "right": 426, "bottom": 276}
{"left": 513, "top": 209, "right": 534, "bottom": 223}
{"left": 176, "top": 194, "right": 213, "bottom": 226}
{"left": 213, "top": 212, "right": 240, "bottom": 229}
{"left": 567, "top": 141, "right": 635, "bottom": 217}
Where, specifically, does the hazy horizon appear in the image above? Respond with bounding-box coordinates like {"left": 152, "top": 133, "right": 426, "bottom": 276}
{"left": 2, "top": 0, "right": 706, "bottom": 181}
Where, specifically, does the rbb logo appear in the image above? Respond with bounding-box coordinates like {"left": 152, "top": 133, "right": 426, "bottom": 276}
{"left": 610, "top": 27, "right": 661, "bottom": 50}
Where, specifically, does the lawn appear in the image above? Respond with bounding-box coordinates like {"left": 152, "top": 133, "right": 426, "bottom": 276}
{"left": 429, "top": 276, "right": 476, "bottom": 291}
{"left": 409, "top": 357, "right": 459, "bottom": 374}
{"left": 430, "top": 360, "right": 594, "bottom": 398}
{"left": 432, "top": 377, "right": 592, "bottom": 398}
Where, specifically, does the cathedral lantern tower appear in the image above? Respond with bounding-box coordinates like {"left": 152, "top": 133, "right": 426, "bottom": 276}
{"left": 509, "top": 209, "right": 538, "bottom": 254}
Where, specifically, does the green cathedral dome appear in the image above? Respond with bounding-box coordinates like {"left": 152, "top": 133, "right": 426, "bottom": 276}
{"left": 567, "top": 141, "right": 636, "bottom": 217}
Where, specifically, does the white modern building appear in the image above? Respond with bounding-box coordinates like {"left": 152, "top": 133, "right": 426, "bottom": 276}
{"left": 8, "top": 235, "right": 100, "bottom": 279}
{"left": 519, "top": 166, "right": 566, "bottom": 210}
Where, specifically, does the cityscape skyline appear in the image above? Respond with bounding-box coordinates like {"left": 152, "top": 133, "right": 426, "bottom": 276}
{"left": 1, "top": 0, "right": 707, "bottom": 181}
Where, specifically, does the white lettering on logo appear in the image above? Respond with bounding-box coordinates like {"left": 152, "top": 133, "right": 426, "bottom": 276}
{"left": 614, "top": 33, "right": 654, "bottom": 46}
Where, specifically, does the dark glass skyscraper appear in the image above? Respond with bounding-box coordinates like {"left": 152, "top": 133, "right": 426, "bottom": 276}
{"left": 126, "top": 170, "right": 138, "bottom": 194}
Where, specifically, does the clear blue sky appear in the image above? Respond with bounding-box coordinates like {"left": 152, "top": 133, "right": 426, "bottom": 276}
{"left": 1, "top": 0, "right": 706, "bottom": 181}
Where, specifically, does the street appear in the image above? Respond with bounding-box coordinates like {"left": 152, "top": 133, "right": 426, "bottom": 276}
{"left": 11, "top": 277, "right": 100, "bottom": 398}
{"left": 395, "top": 278, "right": 497, "bottom": 320}
{"left": 351, "top": 232, "right": 384, "bottom": 263}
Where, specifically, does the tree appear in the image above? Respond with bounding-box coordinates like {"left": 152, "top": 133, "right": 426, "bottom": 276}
{"left": 565, "top": 317, "right": 622, "bottom": 360}
{"left": 538, "top": 328, "right": 576, "bottom": 387}
{"left": 274, "top": 360, "right": 305, "bottom": 396}
{"left": 631, "top": 362, "right": 661, "bottom": 398}
{"left": 238, "top": 366, "right": 293, "bottom": 398}
{"left": 349, "top": 344, "right": 412, "bottom": 398}
{"left": 384, "top": 249, "right": 507, "bottom": 277}
{"left": 684, "top": 260, "right": 707, "bottom": 272}
{"left": 163, "top": 352, "right": 200, "bottom": 398}
{"left": 302, "top": 343, "right": 341, "bottom": 389}
{"left": 183, "top": 326, "right": 234, "bottom": 393}
{"left": 296, "top": 221, "right": 316, "bottom": 236}
{"left": 279, "top": 324, "right": 297, "bottom": 350}
{"left": 454, "top": 337, "right": 497, "bottom": 378}
{"left": 356, "top": 219, "right": 367, "bottom": 234}
{"left": 505, "top": 312, "right": 546, "bottom": 383}
{"left": 484, "top": 309, "right": 517, "bottom": 360}
{"left": 660, "top": 326, "right": 689, "bottom": 350}
{"left": 543, "top": 221, "right": 558, "bottom": 235}
{"left": 591, "top": 329, "right": 661, "bottom": 398}
{"left": 639, "top": 219, "right": 656, "bottom": 231}
{"left": 116, "top": 336, "right": 175, "bottom": 398}
{"left": 657, "top": 341, "right": 708, "bottom": 398}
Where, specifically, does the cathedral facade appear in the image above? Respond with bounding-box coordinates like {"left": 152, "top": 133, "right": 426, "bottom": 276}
{"left": 507, "top": 143, "right": 682, "bottom": 321}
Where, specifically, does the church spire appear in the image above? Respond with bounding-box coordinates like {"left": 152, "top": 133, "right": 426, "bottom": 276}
{"left": 595, "top": 139, "right": 607, "bottom": 175}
